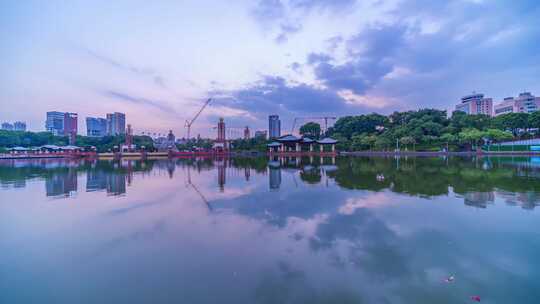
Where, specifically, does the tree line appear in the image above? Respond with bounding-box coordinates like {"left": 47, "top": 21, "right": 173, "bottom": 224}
{"left": 0, "top": 130, "right": 155, "bottom": 152}
{"left": 325, "top": 110, "right": 540, "bottom": 151}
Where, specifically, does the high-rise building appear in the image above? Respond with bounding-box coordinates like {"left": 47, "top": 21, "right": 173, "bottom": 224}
{"left": 45, "top": 111, "right": 77, "bottom": 136}
{"left": 64, "top": 112, "right": 78, "bottom": 137}
{"left": 46, "top": 111, "right": 66, "bottom": 135}
{"left": 455, "top": 93, "right": 493, "bottom": 116}
{"left": 494, "top": 92, "right": 540, "bottom": 116}
{"left": 86, "top": 117, "right": 107, "bottom": 137}
{"left": 106, "top": 112, "right": 126, "bottom": 135}
{"left": 269, "top": 115, "right": 281, "bottom": 138}
{"left": 13, "top": 121, "right": 26, "bottom": 131}
{"left": 1, "top": 122, "right": 14, "bottom": 131}
{"left": 244, "top": 126, "right": 250, "bottom": 140}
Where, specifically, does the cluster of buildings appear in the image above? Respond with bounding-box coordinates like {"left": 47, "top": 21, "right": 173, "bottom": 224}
{"left": 45, "top": 112, "right": 78, "bottom": 137}
{"left": 44, "top": 111, "right": 126, "bottom": 138}
{"left": 85, "top": 112, "right": 126, "bottom": 137}
{"left": 1, "top": 121, "right": 26, "bottom": 131}
{"left": 455, "top": 91, "right": 540, "bottom": 116}
{"left": 249, "top": 115, "right": 281, "bottom": 140}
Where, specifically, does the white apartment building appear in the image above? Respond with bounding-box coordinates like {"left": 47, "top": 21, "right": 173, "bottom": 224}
{"left": 494, "top": 92, "right": 540, "bottom": 116}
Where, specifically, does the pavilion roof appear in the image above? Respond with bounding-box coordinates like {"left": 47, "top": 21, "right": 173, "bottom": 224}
{"left": 40, "top": 145, "right": 61, "bottom": 150}
{"left": 7, "top": 146, "right": 29, "bottom": 151}
{"left": 301, "top": 137, "right": 315, "bottom": 143}
{"left": 267, "top": 142, "right": 281, "bottom": 147}
{"left": 61, "top": 145, "right": 81, "bottom": 150}
{"left": 317, "top": 137, "right": 338, "bottom": 144}
{"left": 277, "top": 134, "right": 300, "bottom": 142}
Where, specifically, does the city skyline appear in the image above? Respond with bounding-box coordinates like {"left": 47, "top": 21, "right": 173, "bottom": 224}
{"left": 1, "top": 1, "right": 539, "bottom": 136}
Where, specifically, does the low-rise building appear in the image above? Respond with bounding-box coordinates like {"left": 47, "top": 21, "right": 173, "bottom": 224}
{"left": 494, "top": 92, "right": 540, "bottom": 116}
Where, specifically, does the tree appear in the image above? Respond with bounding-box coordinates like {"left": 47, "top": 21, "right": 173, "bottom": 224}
{"left": 375, "top": 136, "right": 393, "bottom": 151}
{"left": 484, "top": 129, "right": 513, "bottom": 142}
{"left": 331, "top": 113, "right": 387, "bottom": 139}
{"left": 400, "top": 136, "right": 416, "bottom": 150}
{"left": 492, "top": 112, "right": 529, "bottom": 136}
{"left": 459, "top": 128, "right": 484, "bottom": 148}
{"left": 299, "top": 122, "right": 321, "bottom": 139}
{"left": 529, "top": 111, "right": 540, "bottom": 133}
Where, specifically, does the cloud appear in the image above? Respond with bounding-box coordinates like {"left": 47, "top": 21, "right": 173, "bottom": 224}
{"left": 290, "top": 0, "right": 357, "bottom": 11}
{"left": 83, "top": 48, "right": 168, "bottom": 89}
{"left": 102, "top": 90, "right": 176, "bottom": 114}
{"left": 251, "top": 0, "right": 286, "bottom": 26}
{"left": 83, "top": 48, "right": 154, "bottom": 75}
{"left": 298, "top": 0, "right": 540, "bottom": 110}
{"left": 250, "top": 0, "right": 357, "bottom": 44}
{"left": 214, "top": 75, "right": 358, "bottom": 115}
{"left": 275, "top": 22, "right": 302, "bottom": 44}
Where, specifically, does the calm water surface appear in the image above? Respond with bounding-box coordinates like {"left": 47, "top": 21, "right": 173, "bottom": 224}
{"left": 1, "top": 156, "right": 539, "bottom": 303}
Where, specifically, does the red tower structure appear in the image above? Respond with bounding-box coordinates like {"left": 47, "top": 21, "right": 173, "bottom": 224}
{"left": 217, "top": 118, "right": 225, "bottom": 142}
{"left": 212, "top": 118, "right": 228, "bottom": 152}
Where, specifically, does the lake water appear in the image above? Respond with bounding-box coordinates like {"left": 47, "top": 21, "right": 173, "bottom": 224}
{"left": 1, "top": 156, "right": 539, "bottom": 303}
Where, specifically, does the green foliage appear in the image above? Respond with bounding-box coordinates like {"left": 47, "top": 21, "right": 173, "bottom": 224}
{"left": 0, "top": 130, "right": 154, "bottom": 152}
{"left": 530, "top": 111, "right": 540, "bottom": 130}
{"left": 492, "top": 112, "right": 530, "bottom": 135}
{"left": 177, "top": 138, "right": 214, "bottom": 151}
{"left": 328, "top": 109, "right": 539, "bottom": 151}
{"left": 299, "top": 122, "right": 321, "bottom": 139}
{"left": 229, "top": 137, "right": 269, "bottom": 152}
{"left": 0, "top": 130, "right": 68, "bottom": 147}
{"left": 332, "top": 113, "right": 387, "bottom": 139}
{"left": 459, "top": 128, "right": 484, "bottom": 145}
{"left": 484, "top": 129, "right": 513, "bottom": 142}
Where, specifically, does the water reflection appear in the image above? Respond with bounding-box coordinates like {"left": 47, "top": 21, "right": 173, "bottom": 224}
{"left": 1, "top": 156, "right": 540, "bottom": 209}
{"left": 1, "top": 156, "right": 540, "bottom": 303}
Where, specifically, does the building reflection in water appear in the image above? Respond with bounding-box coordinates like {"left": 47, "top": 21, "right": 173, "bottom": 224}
{"left": 216, "top": 158, "right": 226, "bottom": 192}
{"left": 105, "top": 173, "right": 127, "bottom": 196}
{"left": 462, "top": 192, "right": 495, "bottom": 208}
{"left": 1, "top": 156, "right": 540, "bottom": 209}
{"left": 269, "top": 166, "right": 281, "bottom": 190}
{"left": 497, "top": 190, "right": 540, "bottom": 210}
{"left": 46, "top": 168, "right": 78, "bottom": 197}
{"left": 86, "top": 170, "right": 108, "bottom": 192}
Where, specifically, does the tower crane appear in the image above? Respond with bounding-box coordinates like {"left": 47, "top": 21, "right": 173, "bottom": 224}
{"left": 184, "top": 98, "right": 212, "bottom": 139}
{"left": 291, "top": 116, "right": 337, "bottom": 134}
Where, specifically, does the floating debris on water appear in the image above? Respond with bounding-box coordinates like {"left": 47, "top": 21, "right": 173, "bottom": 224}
{"left": 470, "top": 295, "right": 481, "bottom": 302}
{"left": 443, "top": 275, "right": 455, "bottom": 283}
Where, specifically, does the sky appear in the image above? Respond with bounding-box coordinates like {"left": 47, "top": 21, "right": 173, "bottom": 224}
{"left": 1, "top": 0, "right": 539, "bottom": 137}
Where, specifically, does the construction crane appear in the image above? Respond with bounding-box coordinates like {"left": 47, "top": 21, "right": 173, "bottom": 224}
{"left": 184, "top": 98, "right": 212, "bottom": 139}
{"left": 291, "top": 116, "right": 337, "bottom": 134}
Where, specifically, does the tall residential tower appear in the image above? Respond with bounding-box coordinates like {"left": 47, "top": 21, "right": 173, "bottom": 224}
{"left": 106, "top": 112, "right": 126, "bottom": 135}
{"left": 268, "top": 115, "right": 281, "bottom": 139}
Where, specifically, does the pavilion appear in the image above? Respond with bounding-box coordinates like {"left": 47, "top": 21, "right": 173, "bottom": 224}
{"left": 317, "top": 138, "right": 338, "bottom": 152}
{"left": 267, "top": 135, "right": 338, "bottom": 153}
